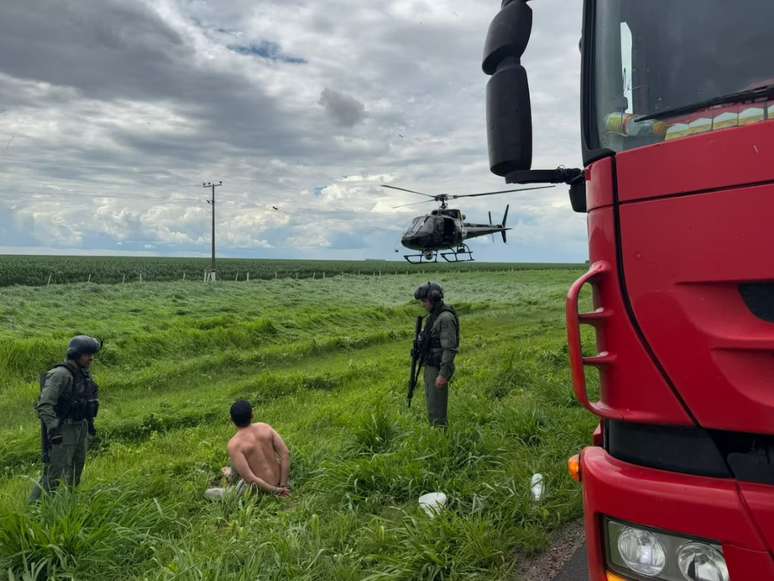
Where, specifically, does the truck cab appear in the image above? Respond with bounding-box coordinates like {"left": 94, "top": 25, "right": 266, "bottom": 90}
{"left": 484, "top": 1, "right": 774, "bottom": 579}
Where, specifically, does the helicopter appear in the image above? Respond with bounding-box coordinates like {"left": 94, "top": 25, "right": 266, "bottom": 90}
{"left": 382, "top": 184, "right": 554, "bottom": 263}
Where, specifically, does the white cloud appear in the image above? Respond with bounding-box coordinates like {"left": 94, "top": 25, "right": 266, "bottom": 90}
{"left": 0, "top": 0, "right": 586, "bottom": 261}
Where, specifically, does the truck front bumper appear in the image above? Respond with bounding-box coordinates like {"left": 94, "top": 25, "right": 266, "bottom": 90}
{"left": 581, "top": 446, "right": 774, "bottom": 580}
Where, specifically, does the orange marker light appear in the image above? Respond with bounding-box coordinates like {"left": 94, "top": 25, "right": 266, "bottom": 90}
{"left": 606, "top": 572, "right": 629, "bottom": 581}
{"left": 568, "top": 454, "right": 582, "bottom": 482}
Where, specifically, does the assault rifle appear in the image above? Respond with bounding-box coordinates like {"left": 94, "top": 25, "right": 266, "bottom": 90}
{"left": 40, "top": 421, "right": 50, "bottom": 464}
{"left": 407, "top": 315, "right": 425, "bottom": 407}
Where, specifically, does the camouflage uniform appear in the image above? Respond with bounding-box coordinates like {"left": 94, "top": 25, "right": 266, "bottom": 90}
{"left": 31, "top": 350, "right": 99, "bottom": 501}
{"left": 422, "top": 303, "right": 459, "bottom": 427}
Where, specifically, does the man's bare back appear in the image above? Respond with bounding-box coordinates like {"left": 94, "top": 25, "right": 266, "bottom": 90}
{"left": 228, "top": 422, "right": 291, "bottom": 495}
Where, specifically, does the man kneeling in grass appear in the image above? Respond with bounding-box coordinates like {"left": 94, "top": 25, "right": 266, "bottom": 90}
{"left": 221, "top": 400, "right": 291, "bottom": 497}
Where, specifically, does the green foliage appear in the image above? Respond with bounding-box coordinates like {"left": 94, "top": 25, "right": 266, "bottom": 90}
{"left": 351, "top": 406, "right": 400, "bottom": 455}
{"left": 0, "top": 487, "right": 182, "bottom": 579}
{"left": 0, "top": 268, "right": 594, "bottom": 579}
{"left": 0, "top": 255, "right": 582, "bottom": 287}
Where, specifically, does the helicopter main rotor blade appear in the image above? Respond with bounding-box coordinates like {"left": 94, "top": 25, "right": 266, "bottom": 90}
{"left": 392, "top": 199, "right": 436, "bottom": 209}
{"left": 449, "top": 185, "right": 555, "bottom": 199}
{"left": 381, "top": 184, "right": 436, "bottom": 198}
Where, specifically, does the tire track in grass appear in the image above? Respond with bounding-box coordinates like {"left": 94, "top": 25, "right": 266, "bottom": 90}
{"left": 0, "top": 308, "right": 551, "bottom": 478}
{"left": 0, "top": 301, "right": 504, "bottom": 427}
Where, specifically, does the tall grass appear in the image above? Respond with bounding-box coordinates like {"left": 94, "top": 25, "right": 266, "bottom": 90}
{"left": 0, "top": 269, "right": 593, "bottom": 579}
{"left": 0, "top": 487, "right": 183, "bottom": 579}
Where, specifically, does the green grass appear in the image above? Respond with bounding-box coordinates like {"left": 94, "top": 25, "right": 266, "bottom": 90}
{"left": 0, "top": 269, "right": 596, "bottom": 580}
{"left": 0, "top": 255, "right": 583, "bottom": 287}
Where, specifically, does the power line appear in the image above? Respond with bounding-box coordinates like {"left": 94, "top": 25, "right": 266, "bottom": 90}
{"left": 203, "top": 181, "right": 222, "bottom": 276}
{"left": 0, "top": 190, "right": 207, "bottom": 204}
{"left": 0, "top": 153, "right": 203, "bottom": 178}
{"left": 0, "top": 190, "right": 270, "bottom": 219}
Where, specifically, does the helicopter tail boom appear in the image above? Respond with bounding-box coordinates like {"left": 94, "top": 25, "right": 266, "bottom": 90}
{"left": 462, "top": 204, "right": 512, "bottom": 243}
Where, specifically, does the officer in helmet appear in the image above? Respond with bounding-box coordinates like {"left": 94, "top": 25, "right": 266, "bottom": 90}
{"left": 30, "top": 335, "right": 102, "bottom": 501}
{"left": 414, "top": 282, "right": 459, "bottom": 427}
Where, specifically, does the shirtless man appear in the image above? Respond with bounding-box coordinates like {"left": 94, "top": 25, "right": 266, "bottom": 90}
{"left": 226, "top": 400, "right": 291, "bottom": 496}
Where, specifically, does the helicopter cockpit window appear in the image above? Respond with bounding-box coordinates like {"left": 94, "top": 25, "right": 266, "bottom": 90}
{"left": 406, "top": 216, "right": 426, "bottom": 235}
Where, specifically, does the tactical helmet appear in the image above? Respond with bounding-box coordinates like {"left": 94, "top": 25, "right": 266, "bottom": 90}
{"left": 414, "top": 281, "right": 444, "bottom": 303}
{"left": 66, "top": 335, "right": 102, "bottom": 360}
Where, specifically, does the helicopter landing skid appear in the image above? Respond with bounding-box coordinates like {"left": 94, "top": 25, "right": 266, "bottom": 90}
{"left": 440, "top": 245, "right": 474, "bottom": 263}
{"left": 403, "top": 251, "right": 438, "bottom": 264}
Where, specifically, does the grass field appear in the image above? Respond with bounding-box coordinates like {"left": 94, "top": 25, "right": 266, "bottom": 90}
{"left": 0, "top": 269, "right": 596, "bottom": 580}
{"left": 0, "top": 255, "right": 583, "bottom": 287}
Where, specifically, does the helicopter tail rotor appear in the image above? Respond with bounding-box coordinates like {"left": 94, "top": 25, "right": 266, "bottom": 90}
{"left": 500, "top": 204, "right": 509, "bottom": 243}
{"left": 489, "top": 211, "right": 496, "bottom": 242}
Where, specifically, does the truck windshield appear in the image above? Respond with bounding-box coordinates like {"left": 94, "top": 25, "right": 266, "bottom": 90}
{"left": 594, "top": 0, "right": 774, "bottom": 152}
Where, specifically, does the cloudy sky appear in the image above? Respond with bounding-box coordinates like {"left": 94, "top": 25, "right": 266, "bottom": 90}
{"left": 0, "top": 0, "right": 585, "bottom": 262}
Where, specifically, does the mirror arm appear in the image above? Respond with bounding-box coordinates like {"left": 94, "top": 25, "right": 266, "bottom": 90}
{"left": 504, "top": 167, "right": 583, "bottom": 185}
{"left": 506, "top": 167, "right": 587, "bottom": 213}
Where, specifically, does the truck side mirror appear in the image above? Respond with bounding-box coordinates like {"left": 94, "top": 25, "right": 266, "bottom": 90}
{"left": 483, "top": 0, "right": 533, "bottom": 177}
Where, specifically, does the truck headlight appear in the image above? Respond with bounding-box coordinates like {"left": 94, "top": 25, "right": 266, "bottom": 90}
{"left": 617, "top": 527, "right": 666, "bottom": 576}
{"left": 606, "top": 519, "right": 729, "bottom": 581}
{"left": 677, "top": 543, "right": 729, "bottom": 581}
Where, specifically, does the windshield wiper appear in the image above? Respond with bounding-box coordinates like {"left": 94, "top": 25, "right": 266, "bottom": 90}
{"left": 636, "top": 83, "right": 774, "bottom": 122}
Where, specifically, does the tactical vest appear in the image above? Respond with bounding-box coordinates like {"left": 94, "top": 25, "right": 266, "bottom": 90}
{"left": 423, "top": 304, "right": 460, "bottom": 366}
{"left": 39, "top": 362, "right": 100, "bottom": 421}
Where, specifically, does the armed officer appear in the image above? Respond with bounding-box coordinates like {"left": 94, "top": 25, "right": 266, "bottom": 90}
{"left": 31, "top": 335, "right": 101, "bottom": 501}
{"left": 414, "top": 282, "right": 459, "bottom": 427}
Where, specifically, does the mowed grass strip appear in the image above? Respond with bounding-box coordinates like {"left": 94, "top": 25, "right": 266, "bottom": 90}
{"left": 0, "top": 270, "right": 595, "bottom": 580}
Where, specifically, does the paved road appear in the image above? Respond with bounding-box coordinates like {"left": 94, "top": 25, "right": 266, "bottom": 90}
{"left": 553, "top": 545, "right": 588, "bottom": 581}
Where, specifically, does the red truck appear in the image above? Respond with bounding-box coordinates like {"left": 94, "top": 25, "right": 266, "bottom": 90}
{"left": 483, "top": 1, "right": 774, "bottom": 579}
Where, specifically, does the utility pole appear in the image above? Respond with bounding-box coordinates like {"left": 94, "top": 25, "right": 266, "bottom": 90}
{"left": 203, "top": 181, "right": 222, "bottom": 281}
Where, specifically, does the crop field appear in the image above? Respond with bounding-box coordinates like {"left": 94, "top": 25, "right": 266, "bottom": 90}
{"left": 0, "top": 255, "right": 583, "bottom": 287}
{"left": 0, "top": 269, "right": 596, "bottom": 580}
